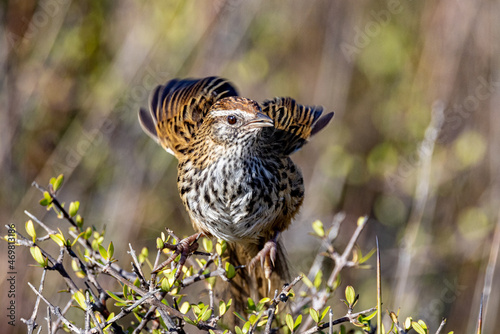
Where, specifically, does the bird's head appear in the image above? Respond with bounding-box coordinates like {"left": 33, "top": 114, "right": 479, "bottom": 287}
{"left": 201, "top": 97, "right": 274, "bottom": 147}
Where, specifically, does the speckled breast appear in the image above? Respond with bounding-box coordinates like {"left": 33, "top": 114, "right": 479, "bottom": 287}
{"left": 178, "top": 155, "right": 304, "bottom": 242}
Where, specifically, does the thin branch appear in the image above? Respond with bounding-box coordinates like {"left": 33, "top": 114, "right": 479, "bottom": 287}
{"left": 132, "top": 305, "right": 158, "bottom": 334}
{"left": 21, "top": 269, "right": 47, "bottom": 334}
{"left": 45, "top": 306, "right": 51, "bottom": 334}
{"left": 51, "top": 299, "right": 73, "bottom": 334}
{"left": 128, "top": 243, "right": 147, "bottom": 287}
{"left": 435, "top": 318, "right": 447, "bottom": 334}
{"left": 32, "top": 181, "right": 78, "bottom": 229}
{"left": 393, "top": 103, "right": 445, "bottom": 305}
{"left": 327, "top": 216, "right": 369, "bottom": 287}
{"left": 376, "top": 237, "right": 382, "bottom": 334}
{"left": 27, "top": 282, "right": 82, "bottom": 333}
{"left": 264, "top": 275, "right": 303, "bottom": 334}
{"left": 86, "top": 290, "right": 104, "bottom": 334}
{"left": 301, "top": 307, "right": 377, "bottom": 334}
{"left": 297, "top": 216, "right": 369, "bottom": 330}
{"left": 98, "top": 289, "right": 161, "bottom": 331}
{"left": 306, "top": 212, "right": 345, "bottom": 283}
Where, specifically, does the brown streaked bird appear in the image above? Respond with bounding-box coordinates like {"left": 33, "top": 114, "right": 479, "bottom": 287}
{"left": 138, "top": 76, "right": 333, "bottom": 310}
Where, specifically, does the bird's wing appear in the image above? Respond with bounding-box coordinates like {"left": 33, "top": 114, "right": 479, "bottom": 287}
{"left": 139, "top": 77, "right": 239, "bottom": 158}
{"left": 261, "top": 97, "right": 333, "bottom": 155}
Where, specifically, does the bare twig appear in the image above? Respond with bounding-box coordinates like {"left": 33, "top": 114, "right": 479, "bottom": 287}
{"left": 306, "top": 212, "right": 345, "bottom": 283}
{"left": 393, "top": 103, "right": 445, "bottom": 305}
{"left": 435, "top": 318, "right": 447, "bottom": 334}
{"left": 376, "top": 237, "right": 382, "bottom": 334}
{"left": 86, "top": 290, "right": 104, "bottom": 334}
{"left": 301, "top": 307, "right": 377, "bottom": 334}
{"left": 476, "top": 295, "right": 483, "bottom": 334}
{"left": 21, "top": 269, "right": 47, "bottom": 334}
{"left": 132, "top": 305, "right": 158, "bottom": 334}
{"left": 128, "top": 243, "right": 147, "bottom": 287}
{"left": 27, "top": 282, "right": 82, "bottom": 333}
{"left": 296, "top": 216, "right": 369, "bottom": 330}
{"left": 264, "top": 275, "right": 303, "bottom": 334}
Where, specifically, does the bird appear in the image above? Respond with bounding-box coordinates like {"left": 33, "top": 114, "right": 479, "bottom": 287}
{"left": 138, "top": 76, "right": 333, "bottom": 311}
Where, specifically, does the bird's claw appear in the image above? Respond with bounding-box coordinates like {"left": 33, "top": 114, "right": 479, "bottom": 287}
{"left": 248, "top": 238, "right": 278, "bottom": 280}
{"left": 152, "top": 232, "right": 201, "bottom": 280}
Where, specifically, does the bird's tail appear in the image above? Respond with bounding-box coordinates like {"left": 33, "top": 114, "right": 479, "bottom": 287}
{"left": 216, "top": 240, "right": 289, "bottom": 323}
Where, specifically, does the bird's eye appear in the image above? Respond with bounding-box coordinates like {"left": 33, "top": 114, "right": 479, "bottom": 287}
{"left": 227, "top": 115, "right": 237, "bottom": 125}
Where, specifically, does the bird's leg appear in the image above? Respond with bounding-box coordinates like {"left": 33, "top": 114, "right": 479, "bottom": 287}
{"left": 248, "top": 232, "right": 279, "bottom": 280}
{"left": 152, "top": 231, "right": 202, "bottom": 280}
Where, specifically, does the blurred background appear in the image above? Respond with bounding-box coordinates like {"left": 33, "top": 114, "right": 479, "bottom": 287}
{"left": 1, "top": 0, "right": 499, "bottom": 332}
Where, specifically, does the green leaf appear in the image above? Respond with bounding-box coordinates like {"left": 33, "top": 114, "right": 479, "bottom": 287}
{"left": 75, "top": 214, "right": 84, "bottom": 228}
{"left": 320, "top": 306, "right": 331, "bottom": 321}
{"left": 139, "top": 247, "right": 148, "bottom": 263}
{"left": 219, "top": 301, "right": 227, "bottom": 316}
{"left": 242, "top": 321, "right": 251, "bottom": 333}
{"left": 247, "top": 298, "right": 256, "bottom": 311}
{"left": 71, "top": 259, "right": 80, "bottom": 272}
{"left": 25, "top": 220, "right": 36, "bottom": 242}
{"left": 225, "top": 262, "right": 236, "bottom": 279}
{"left": 359, "top": 248, "right": 376, "bottom": 264}
{"left": 106, "top": 290, "right": 127, "bottom": 303}
{"left": 309, "top": 308, "right": 319, "bottom": 323}
{"left": 404, "top": 317, "right": 412, "bottom": 330}
{"left": 313, "top": 270, "right": 323, "bottom": 289}
{"left": 39, "top": 191, "right": 53, "bottom": 206}
{"left": 362, "top": 310, "right": 377, "bottom": 321}
{"left": 98, "top": 245, "right": 108, "bottom": 260}
{"left": 30, "top": 246, "right": 46, "bottom": 266}
{"left": 285, "top": 313, "right": 294, "bottom": 332}
{"left": 312, "top": 220, "right": 325, "bottom": 237}
{"left": 107, "top": 242, "right": 114, "bottom": 259}
{"left": 183, "top": 316, "right": 197, "bottom": 325}
{"left": 83, "top": 227, "right": 92, "bottom": 240}
{"left": 216, "top": 239, "right": 227, "bottom": 255}
{"left": 417, "top": 320, "right": 428, "bottom": 330}
{"left": 234, "top": 326, "right": 243, "bottom": 334}
{"left": 203, "top": 238, "right": 213, "bottom": 252}
{"left": 50, "top": 234, "right": 66, "bottom": 247}
{"left": 39, "top": 198, "right": 49, "bottom": 206}
{"left": 179, "top": 302, "right": 191, "bottom": 314}
{"left": 44, "top": 191, "right": 52, "bottom": 201}
{"left": 256, "top": 297, "right": 269, "bottom": 312}
{"left": 412, "top": 321, "right": 427, "bottom": 334}
{"left": 234, "top": 311, "right": 246, "bottom": 322}
{"left": 73, "top": 290, "right": 86, "bottom": 309}
{"left": 259, "top": 297, "right": 270, "bottom": 304}
{"left": 200, "top": 308, "right": 212, "bottom": 322}
{"left": 53, "top": 174, "right": 64, "bottom": 192}
{"left": 160, "top": 277, "right": 170, "bottom": 292}
{"left": 156, "top": 237, "right": 164, "bottom": 249}
{"left": 71, "top": 232, "right": 85, "bottom": 247}
{"left": 68, "top": 201, "right": 80, "bottom": 218}
{"left": 294, "top": 314, "right": 302, "bottom": 330}
{"left": 345, "top": 286, "right": 355, "bottom": 306}
{"left": 192, "top": 303, "right": 203, "bottom": 317}
{"left": 248, "top": 314, "right": 258, "bottom": 325}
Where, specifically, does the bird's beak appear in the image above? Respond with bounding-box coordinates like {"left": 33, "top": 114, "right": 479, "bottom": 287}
{"left": 244, "top": 112, "right": 274, "bottom": 129}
